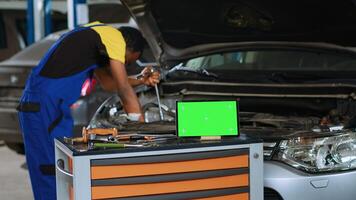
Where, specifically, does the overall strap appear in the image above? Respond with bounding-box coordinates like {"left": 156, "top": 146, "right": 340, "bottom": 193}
{"left": 34, "top": 24, "right": 108, "bottom": 75}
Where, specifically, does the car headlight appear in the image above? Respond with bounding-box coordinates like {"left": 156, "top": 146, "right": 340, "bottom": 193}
{"left": 274, "top": 131, "right": 356, "bottom": 173}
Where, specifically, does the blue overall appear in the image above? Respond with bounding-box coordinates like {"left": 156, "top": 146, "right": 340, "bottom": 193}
{"left": 18, "top": 25, "right": 103, "bottom": 200}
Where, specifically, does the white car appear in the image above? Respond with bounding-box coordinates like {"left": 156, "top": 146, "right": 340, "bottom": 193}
{"left": 89, "top": 0, "right": 356, "bottom": 199}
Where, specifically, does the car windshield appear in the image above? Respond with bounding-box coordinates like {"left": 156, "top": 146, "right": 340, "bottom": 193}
{"left": 182, "top": 50, "right": 356, "bottom": 71}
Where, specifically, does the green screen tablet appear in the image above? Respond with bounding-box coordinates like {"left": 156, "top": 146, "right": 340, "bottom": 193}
{"left": 176, "top": 100, "right": 239, "bottom": 137}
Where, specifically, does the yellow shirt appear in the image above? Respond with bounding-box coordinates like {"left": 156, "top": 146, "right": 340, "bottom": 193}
{"left": 39, "top": 21, "right": 127, "bottom": 78}
{"left": 85, "top": 21, "right": 126, "bottom": 63}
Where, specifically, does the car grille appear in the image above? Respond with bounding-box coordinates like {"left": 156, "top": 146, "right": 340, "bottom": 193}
{"left": 264, "top": 188, "right": 284, "bottom": 200}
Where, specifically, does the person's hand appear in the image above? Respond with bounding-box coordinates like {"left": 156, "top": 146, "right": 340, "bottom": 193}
{"left": 140, "top": 66, "right": 160, "bottom": 87}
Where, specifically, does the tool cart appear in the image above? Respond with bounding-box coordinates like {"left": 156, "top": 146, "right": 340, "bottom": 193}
{"left": 55, "top": 133, "right": 263, "bottom": 200}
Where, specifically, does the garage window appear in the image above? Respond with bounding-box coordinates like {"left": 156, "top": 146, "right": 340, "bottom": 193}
{"left": 0, "top": 13, "right": 7, "bottom": 49}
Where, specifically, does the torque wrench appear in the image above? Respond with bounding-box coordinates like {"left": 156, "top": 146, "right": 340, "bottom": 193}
{"left": 155, "top": 84, "right": 164, "bottom": 120}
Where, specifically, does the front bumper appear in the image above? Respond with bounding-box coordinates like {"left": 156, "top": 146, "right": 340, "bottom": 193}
{"left": 265, "top": 161, "right": 356, "bottom": 200}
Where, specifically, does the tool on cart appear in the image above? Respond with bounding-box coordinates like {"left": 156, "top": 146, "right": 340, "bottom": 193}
{"left": 90, "top": 134, "right": 177, "bottom": 149}
{"left": 64, "top": 127, "right": 118, "bottom": 144}
{"left": 63, "top": 127, "right": 177, "bottom": 147}
{"left": 92, "top": 143, "right": 144, "bottom": 148}
{"left": 92, "top": 134, "right": 169, "bottom": 143}
{"left": 115, "top": 135, "right": 157, "bottom": 141}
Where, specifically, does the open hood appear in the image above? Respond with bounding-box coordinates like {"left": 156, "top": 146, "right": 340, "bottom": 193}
{"left": 121, "top": 0, "right": 356, "bottom": 65}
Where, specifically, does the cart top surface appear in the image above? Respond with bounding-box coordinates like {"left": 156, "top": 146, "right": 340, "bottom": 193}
{"left": 56, "top": 134, "right": 262, "bottom": 156}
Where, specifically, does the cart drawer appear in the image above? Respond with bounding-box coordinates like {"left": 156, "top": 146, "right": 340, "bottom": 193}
{"left": 90, "top": 149, "right": 250, "bottom": 200}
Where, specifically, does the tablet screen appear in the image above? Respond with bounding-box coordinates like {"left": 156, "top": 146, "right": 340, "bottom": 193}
{"left": 176, "top": 100, "right": 239, "bottom": 137}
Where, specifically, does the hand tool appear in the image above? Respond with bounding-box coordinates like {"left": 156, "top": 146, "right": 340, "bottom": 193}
{"left": 154, "top": 84, "right": 164, "bottom": 121}
{"left": 116, "top": 135, "right": 154, "bottom": 141}
{"left": 91, "top": 134, "right": 153, "bottom": 143}
{"left": 92, "top": 143, "right": 144, "bottom": 148}
{"left": 135, "top": 66, "right": 155, "bottom": 79}
{"left": 136, "top": 66, "right": 164, "bottom": 121}
{"left": 64, "top": 127, "right": 118, "bottom": 144}
{"left": 136, "top": 60, "right": 158, "bottom": 67}
{"left": 113, "top": 134, "right": 176, "bottom": 143}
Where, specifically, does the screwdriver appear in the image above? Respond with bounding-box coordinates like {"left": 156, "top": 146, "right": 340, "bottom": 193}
{"left": 116, "top": 135, "right": 157, "bottom": 141}
{"left": 93, "top": 143, "right": 144, "bottom": 148}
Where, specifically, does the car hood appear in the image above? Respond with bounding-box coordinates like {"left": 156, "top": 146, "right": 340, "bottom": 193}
{"left": 121, "top": 0, "right": 356, "bottom": 64}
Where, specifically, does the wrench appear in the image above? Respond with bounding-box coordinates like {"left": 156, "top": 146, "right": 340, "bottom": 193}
{"left": 155, "top": 84, "right": 164, "bottom": 120}
{"left": 137, "top": 66, "right": 164, "bottom": 121}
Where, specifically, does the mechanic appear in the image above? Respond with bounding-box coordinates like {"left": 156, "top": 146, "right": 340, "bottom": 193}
{"left": 17, "top": 21, "right": 159, "bottom": 200}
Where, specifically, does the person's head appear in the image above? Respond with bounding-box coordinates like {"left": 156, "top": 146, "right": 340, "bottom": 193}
{"left": 119, "top": 26, "right": 145, "bottom": 65}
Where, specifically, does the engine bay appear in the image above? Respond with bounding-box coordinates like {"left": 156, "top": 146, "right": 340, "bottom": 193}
{"left": 89, "top": 90, "right": 356, "bottom": 140}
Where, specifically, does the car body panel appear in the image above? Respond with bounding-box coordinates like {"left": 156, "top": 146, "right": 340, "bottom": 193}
{"left": 264, "top": 161, "right": 356, "bottom": 200}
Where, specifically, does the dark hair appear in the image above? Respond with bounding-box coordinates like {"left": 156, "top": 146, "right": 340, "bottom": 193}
{"left": 119, "top": 26, "right": 145, "bottom": 53}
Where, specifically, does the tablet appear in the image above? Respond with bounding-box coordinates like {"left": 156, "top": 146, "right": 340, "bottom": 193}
{"left": 176, "top": 100, "right": 239, "bottom": 137}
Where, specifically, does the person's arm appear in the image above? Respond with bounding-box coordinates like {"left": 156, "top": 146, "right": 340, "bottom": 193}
{"left": 95, "top": 60, "right": 143, "bottom": 121}
{"left": 94, "top": 67, "right": 116, "bottom": 92}
{"left": 95, "top": 66, "right": 160, "bottom": 89}
{"left": 128, "top": 77, "right": 144, "bottom": 87}
{"left": 128, "top": 71, "right": 160, "bottom": 87}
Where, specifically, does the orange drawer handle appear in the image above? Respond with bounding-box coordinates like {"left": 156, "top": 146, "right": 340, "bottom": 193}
{"left": 91, "top": 155, "right": 248, "bottom": 179}
{"left": 193, "top": 193, "right": 249, "bottom": 200}
{"left": 92, "top": 174, "right": 249, "bottom": 199}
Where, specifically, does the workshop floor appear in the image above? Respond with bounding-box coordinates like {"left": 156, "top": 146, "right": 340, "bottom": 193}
{"left": 0, "top": 141, "right": 33, "bottom": 199}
